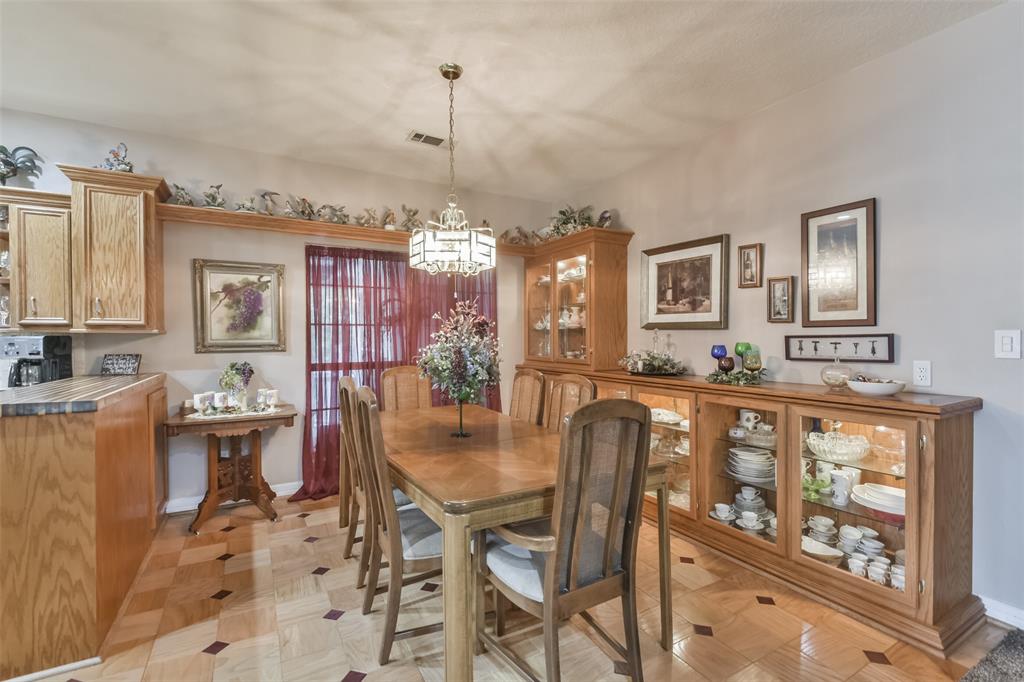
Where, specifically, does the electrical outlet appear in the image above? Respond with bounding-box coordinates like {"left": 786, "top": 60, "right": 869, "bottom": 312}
{"left": 913, "top": 360, "right": 932, "bottom": 387}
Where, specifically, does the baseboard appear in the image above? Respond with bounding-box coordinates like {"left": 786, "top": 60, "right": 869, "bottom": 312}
{"left": 981, "top": 594, "right": 1024, "bottom": 630}
{"left": 5, "top": 656, "right": 102, "bottom": 682}
{"left": 164, "top": 480, "right": 302, "bottom": 514}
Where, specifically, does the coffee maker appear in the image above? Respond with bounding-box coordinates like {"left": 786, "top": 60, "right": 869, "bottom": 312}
{"left": 1, "top": 335, "right": 73, "bottom": 389}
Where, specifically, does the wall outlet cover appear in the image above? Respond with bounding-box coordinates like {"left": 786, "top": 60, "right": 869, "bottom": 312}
{"left": 913, "top": 360, "right": 932, "bottom": 387}
{"left": 994, "top": 329, "right": 1022, "bottom": 359}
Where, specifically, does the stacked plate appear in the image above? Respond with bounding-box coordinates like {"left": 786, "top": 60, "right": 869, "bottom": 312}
{"left": 732, "top": 492, "right": 776, "bottom": 523}
{"left": 727, "top": 446, "right": 776, "bottom": 485}
{"left": 851, "top": 483, "right": 906, "bottom": 517}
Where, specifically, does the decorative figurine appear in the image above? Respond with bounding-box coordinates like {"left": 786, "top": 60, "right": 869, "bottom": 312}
{"left": 596, "top": 209, "right": 613, "bottom": 228}
{"left": 355, "top": 208, "right": 379, "bottom": 228}
{"left": 235, "top": 196, "right": 258, "bottom": 212}
{"left": 0, "top": 145, "right": 41, "bottom": 186}
{"left": 169, "top": 183, "right": 194, "bottom": 206}
{"left": 315, "top": 204, "right": 349, "bottom": 223}
{"left": 284, "top": 197, "right": 316, "bottom": 220}
{"left": 381, "top": 207, "right": 397, "bottom": 230}
{"left": 499, "top": 226, "right": 533, "bottom": 245}
{"left": 400, "top": 204, "right": 423, "bottom": 230}
{"left": 332, "top": 205, "right": 350, "bottom": 224}
{"left": 258, "top": 191, "right": 279, "bottom": 216}
{"left": 97, "top": 142, "right": 134, "bottom": 173}
{"left": 202, "top": 184, "right": 226, "bottom": 209}
{"left": 479, "top": 218, "right": 491, "bottom": 228}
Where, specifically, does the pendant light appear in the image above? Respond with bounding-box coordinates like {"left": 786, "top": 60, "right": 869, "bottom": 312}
{"left": 409, "top": 63, "right": 496, "bottom": 276}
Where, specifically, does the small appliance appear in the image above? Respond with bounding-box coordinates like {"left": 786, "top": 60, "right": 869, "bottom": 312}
{"left": 2, "top": 335, "right": 73, "bottom": 389}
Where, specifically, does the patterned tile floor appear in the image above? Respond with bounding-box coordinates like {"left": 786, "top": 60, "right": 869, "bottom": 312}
{"left": 42, "top": 495, "right": 1008, "bottom": 681}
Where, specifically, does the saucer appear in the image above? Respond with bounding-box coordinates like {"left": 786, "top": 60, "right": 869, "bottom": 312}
{"left": 736, "top": 518, "right": 765, "bottom": 531}
{"left": 709, "top": 510, "right": 736, "bottom": 523}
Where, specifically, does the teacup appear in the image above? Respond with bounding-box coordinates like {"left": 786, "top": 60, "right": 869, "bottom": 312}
{"left": 816, "top": 461, "right": 835, "bottom": 483}
{"left": 891, "top": 574, "right": 906, "bottom": 591}
{"left": 741, "top": 511, "right": 758, "bottom": 525}
{"left": 868, "top": 568, "right": 888, "bottom": 586}
{"left": 858, "top": 526, "right": 880, "bottom": 539}
{"left": 839, "top": 525, "right": 863, "bottom": 541}
{"left": 756, "top": 423, "right": 776, "bottom": 433}
{"left": 870, "top": 556, "right": 892, "bottom": 568}
{"left": 714, "top": 503, "right": 732, "bottom": 518}
{"left": 809, "top": 515, "right": 834, "bottom": 529}
{"left": 848, "top": 559, "right": 866, "bottom": 576}
{"left": 739, "top": 409, "right": 762, "bottom": 430}
{"left": 849, "top": 552, "right": 868, "bottom": 563}
{"left": 740, "top": 486, "right": 760, "bottom": 501}
{"left": 860, "top": 537, "right": 884, "bottom": 550}
{"left": 728, "top": 426, "right": 748, "bottom": 439}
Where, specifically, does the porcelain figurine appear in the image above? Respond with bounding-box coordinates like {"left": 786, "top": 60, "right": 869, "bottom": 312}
{"left": 500, "top": 226, "right": 532, "bottom": 245}
{"left": 258, "top": 191, "right": 279, "bottom": 216}
{"left": 596, "top": 209, "right": 613, "bottom": 228}
{"left": 97, "top": 142, "right": 134, "bottom": 173}
{"left": 355, "top": 208, "right": 379, "bottom": 228}
{"left": 0, "top": 145, "right": 41, "bottom": 186}
{"left": 400, "top": 204, "right": 423, "bottom": 230}
{"left": 235, "top": 196, "right": 258, "bottom": 212}
{"left": 284, "top": 197, "right": 316, "bottom": 220}
{"left": 202, "top": 184, "right": 226, "bottom": 209}
{"left": 169, "top": 183, "right": 194, "bottom": 206}
{"left": 480, "top": 218, "right": 491, "bottom": 228}
{"left": 381, "top": 207, "right": 397, "bottom": 230}
{"left": 332, "top": 205, "right": 350, "bottom": 224}
{"left": 316, "top": 204, "right": 349, "bottom": 223}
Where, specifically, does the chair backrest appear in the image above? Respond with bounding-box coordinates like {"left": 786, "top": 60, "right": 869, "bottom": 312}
{"left": 542, "top": 373, "right": 596, "bottom": 432}
{"left": 509, "top": 368, "right": 545, "bottom": 424}
{"left": 545, "top": 399, "right": 651, "bottom": 598}
{"left": 355, "top": 386, "right": 399, "bottom": 542}
{"left": 380, "top": 366, "right": 432, "bottom": 411}
{"left": 339, "top": 376, "right": 361, "bottom": 495}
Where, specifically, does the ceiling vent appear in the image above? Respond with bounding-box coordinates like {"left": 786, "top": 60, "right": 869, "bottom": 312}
{"left": 407, "top": 130, "right": 448, "bottom": 148}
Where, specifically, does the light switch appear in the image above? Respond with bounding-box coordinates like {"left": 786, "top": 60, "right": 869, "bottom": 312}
{"left": 994, "top": 329, "right": 1022, "bottom": 359}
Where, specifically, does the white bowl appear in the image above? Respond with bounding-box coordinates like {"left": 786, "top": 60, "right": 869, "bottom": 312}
{"left": 801, "top": 536, "right": 845, "bottom": 566}
{"left": 847, "top": 380, "right": 906, "bottom": 397}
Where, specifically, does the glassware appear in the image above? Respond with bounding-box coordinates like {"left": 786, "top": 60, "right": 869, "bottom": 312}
{"left": 734, "top": 341, "right": 752, "bottom": 358}
{"left": 711, "top": 344, "right": 728, "bottom": 359}
{"left": 820, "top": 357, "right": 852, "bottom": 390}
{"left": 717, "top": 356, "right": 735, "bottom": 372}
{"left": 742, "top": 348, "right": 762, "bottom": 372}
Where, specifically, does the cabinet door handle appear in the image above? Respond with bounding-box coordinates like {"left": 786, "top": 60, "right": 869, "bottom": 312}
{"left": 29, "top": 296, "right": 37, "bottom": 316}
{"left": 94, "top": 297, "right": 102, "bottom": 317}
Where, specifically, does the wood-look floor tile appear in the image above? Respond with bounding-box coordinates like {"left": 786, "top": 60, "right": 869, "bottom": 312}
{"left": 211, "top": 632, "right": 282, "bottom": 682}
{"left": 123, "top": 587, "right": 171, "bottom": 615}
{"left": 142, "top": 651, "right": 216, "bottom": 682}
{"left": 673, "top": 630, "right": 751, "bottom": 679}
{"left": 217, "top": 603, "right": 278, "bottom": 641}
{"left": 133, "top": 566, "right": 178, "bottom": 592}
{"left": 104, "top": 608, "right": 164, "bottom": 649}
{"left": 884, "top": 641, "right": 962, "bottom": 681}
{"left": 671, "top": 559, "right": 721, "bottom": 590}
{"left": 144, "top": 552, "right": 181, "bottom": 572}
{"left": 157, "top": 597, "right": 222, "bottom": 636}
{"left": 948, "top": 620, "right": 1011, "bottom": 670}
{"left": 847, "top": 662, "right": 921, "bottom": 681}
{"left": 672, "top": 589, "right": 738, "bottom": 626}
{"left": 796, "top": 625, "right": 870, "bottom": 678}
{"left": 752, "top": 641, "right": 845, "bottom": 682}
{"left": 727, "top": 662, "right": 785, "bottom": 681}
{"left": 821, "top": 610, "right": 898, "bottom": 651}
{"left": 180, "top": 542, "right": 231, "bottom": 566}
{"left": 173, "top": 559, "right": 225, "bottom": 584}
{"left": 714, "top": 612, "right": 794, "bottom": 661}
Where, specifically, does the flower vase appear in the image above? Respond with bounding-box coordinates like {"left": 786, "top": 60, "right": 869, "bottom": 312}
{"left": 452, "top": 400, "right": 471, "bottom": 438}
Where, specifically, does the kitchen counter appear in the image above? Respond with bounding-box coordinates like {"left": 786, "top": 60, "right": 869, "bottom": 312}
{"left": 0, "top": 373, "right": 165, "bottom": 417}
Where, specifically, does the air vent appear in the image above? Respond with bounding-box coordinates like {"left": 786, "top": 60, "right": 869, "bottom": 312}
{"left": 407, "top": 130, "right": 447, "bottom": 147}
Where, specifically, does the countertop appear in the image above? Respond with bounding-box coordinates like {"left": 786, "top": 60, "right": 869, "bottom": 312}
{"left": 0, "top": 373, "right": 166, "bottom": 417}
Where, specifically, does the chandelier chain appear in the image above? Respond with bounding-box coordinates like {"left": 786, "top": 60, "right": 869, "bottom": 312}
{"left": 448, "top": 77, "right": 456, "bottom": 201}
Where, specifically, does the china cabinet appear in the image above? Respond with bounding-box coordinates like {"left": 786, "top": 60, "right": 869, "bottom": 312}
{"left": 522, "top": 228, "right": 631, "bottom": 370}
{"left": 521, "top": 365, "right": 983, "bottom": 657}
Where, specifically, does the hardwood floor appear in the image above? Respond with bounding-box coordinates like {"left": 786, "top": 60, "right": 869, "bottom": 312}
{"left": 41, "top": 495, "right": 1007, "bottom": 682}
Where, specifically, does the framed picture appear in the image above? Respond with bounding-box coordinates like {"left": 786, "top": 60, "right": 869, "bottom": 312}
{"left": 785, "top": 333, "right": 894, "bottom": 363}
{"left": 738, "top": 243, "right": 763, "bottom": 288}
{"left": 100, "top": 353, "right": 141, "bottom": 375}
{"left": 641, "top": 234, "right": 729, "bottom": 330}
{"left": 767, "top": 276, "right": 794, "bottom": 323}
{"left": 192, "top": 259, "right": 286, "bottom": 353}
{"left": 801, "top": 198, "right": 876, "bottom": 326}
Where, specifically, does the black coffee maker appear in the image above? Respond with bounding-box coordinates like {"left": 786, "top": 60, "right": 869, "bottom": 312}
{"left": 3, "top": 335, "right": 73, "bottom": 388}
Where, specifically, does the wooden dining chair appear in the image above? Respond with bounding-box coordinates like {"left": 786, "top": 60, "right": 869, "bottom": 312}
{"left": 355, "top": 386, "right": 444, "bottom": 666}
{"left": 509, "top": 368, "right": 545, "bottom": 424}
{"left": 542, "top": 373, "right": 596, "bottom": 433}
{"left": 477, "top": 398, "right": 652, "bottom": 681}
{"left": 380, "top": 365, "right": 432, "bottom": 411}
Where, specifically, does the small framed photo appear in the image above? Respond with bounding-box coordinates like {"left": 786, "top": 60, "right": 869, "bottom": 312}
{"left": 767, "top": 276, "right": 795, "bottom": 323}
{"left": 641, "top": 234, "right": 729, "bottom": 330}
{"left": 193, "top": 259, "right": 286, "bottom": 353}
{"left": 100, "top": 353, "right": 141, "bottom": 375}
{"left": 802, "top": 198, "right": 876, "bottom": 326}
{"left": 738, "top": 243, "right": 763, "bottom": 288}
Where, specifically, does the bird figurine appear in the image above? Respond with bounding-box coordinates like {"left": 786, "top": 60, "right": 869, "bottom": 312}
{"left": 400, "top": 204, "right": 423, "bottom": 231}
{"left": 259, "top": 191, "right": 280, "bottom": 216}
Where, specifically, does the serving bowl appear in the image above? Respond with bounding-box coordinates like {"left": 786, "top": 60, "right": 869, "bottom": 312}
{"left": 847, "top": 379, "right": 906, "bottom": 397}
{"left": 806, "top": 431, "right": 871, "bottom": 463}
{"left": 801, "top": 536, "right": 845, "bottom": 566}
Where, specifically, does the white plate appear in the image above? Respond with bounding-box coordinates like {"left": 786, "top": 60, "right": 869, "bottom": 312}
{"left": 709, "top": 510, "right": 736, "bottom": 523}
{"left": 851, "top": 492, "right": 905, "bottom": 516}
{"left": 651, "top": 408, "right": 684, "bottom": 424}
{"left": 861, "top": 483, "right": 905, "bottom": 506}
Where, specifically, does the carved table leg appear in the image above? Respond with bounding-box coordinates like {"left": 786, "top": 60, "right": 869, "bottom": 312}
{"left": 249, "top": 429, "right": 278, "bottom": 522}
{"left": 189, "top": 434, "right": 223, "bottom": 534}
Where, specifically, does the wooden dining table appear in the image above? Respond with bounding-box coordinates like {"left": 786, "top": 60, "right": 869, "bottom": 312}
{"left": 379, "top": 404, "right": 673, "bottom": 681}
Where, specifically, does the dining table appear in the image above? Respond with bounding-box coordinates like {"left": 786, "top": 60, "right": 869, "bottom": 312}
{"left": 379, "top": 403, "right": 673, "bottom": 681}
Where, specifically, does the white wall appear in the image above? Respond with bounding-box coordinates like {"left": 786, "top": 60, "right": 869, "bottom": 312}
{"left": 569, "top": 4, "right": 1024, "bottom": 612}
{"left": 0, "top": 109, "right": 546, "bottom": 501}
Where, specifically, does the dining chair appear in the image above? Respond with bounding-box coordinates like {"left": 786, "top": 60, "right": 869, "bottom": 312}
{"left": 509, "top": 368, "right": 545, "bottom": 425}
{"left": 355, "top": 386, "right": 445, "bottom": 665}
{"left": 477, "top": 398, "right": 652, "bottom": 681}
{"left": 380, "top": 365, "right": 432, "bottom": 411}
{"left": 542, "top": 373, "right": 596, "bottom": 433}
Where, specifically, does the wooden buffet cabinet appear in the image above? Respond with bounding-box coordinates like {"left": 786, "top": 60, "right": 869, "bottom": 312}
{"left": 519, "top": 364, "right": 984, "bottom": 657}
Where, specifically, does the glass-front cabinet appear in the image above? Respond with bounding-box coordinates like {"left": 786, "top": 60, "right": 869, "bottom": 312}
{"left": 790, "top": 406, "right": 919, "bottom": 607}
{"left": 699, "top": 395, "right": 788, "bottom": 554}
{"left": 554, "top": 254, "right": 589, "bottom": 363}
{"left": 632, "top": 387, "right": 696, "bottom": 518}
{"left": 525, "top": 260, "right": 552, "bottom": 360}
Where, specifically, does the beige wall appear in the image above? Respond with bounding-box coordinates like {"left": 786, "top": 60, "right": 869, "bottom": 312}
{"left": 567, "top": 4, "right": 1024, "bottom": 612}
{"left": 0, "top": 109, "right": 545, "bottom": 503}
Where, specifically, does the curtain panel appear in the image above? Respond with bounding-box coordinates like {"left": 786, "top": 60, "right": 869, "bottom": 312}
{"left": 292, "top": 245, "right": 500, "bottom": 500}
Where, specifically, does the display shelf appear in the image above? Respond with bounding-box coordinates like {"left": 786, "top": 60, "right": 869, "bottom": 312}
{"left": 653, "top": 422, "right": 689, "bottom": 434}
{"left": 718, "top": 436, "right": 778, "bottom": 452}
{"left": 803, "top": 490, "right": 905, "bottom": 529}
{"left": 800, "top": 447, "right": 906, "bottom": 479}
{"left": 719, "top": 469, "right": 776, "bottom": 492}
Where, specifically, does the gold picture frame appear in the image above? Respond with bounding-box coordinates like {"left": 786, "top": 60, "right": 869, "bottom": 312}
{"left": 192, "top": 259, "right": 286, "bottom": 353}
{"left": 641, "top": 234, "right": 729, "bottom": 329}
{"left": 738, "top": 243, "right": 763, "bottom": 288}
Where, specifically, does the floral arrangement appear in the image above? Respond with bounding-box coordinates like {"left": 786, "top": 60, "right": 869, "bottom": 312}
{"left": 219, "top": 361, "right": 255, "bottom": 394}
{"left": 417, "top": 300, "right": 500, "bottom": 405}
{"left": 619, "top": 349, "right": 686, "bottom": 376}
{"left": 705, "top": 368, "right": 767, "bottom": 386}
{"left": 549, "top": 204, "right": 595, "bottom": 238}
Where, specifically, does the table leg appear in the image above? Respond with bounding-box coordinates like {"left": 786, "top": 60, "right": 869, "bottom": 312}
{"left": 443, "top": 512, "right": 475, "bottom": 681}
{"left": 656, "top": 482, "right": 673, "bottom": 650}
{"left": 249, "top": 429, "right": 278, "bottom": 522}
{"left": 189, "top": 435, "right": 222, "bottom": 534}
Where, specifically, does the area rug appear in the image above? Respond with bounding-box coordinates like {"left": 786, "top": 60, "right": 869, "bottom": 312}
{"left": 962, "top": 629, "right": 1024, "bottom": 681}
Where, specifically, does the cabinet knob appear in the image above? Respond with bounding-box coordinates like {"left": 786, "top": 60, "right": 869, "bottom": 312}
{"left": 29, "top": 295, "right": 37, "bottom": 316}
{"left": 94, "top": 297, "right": 102, "bottom": 317}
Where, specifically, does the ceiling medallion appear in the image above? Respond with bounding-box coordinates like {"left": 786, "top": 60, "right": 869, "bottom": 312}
{"left": 409, "top": 63, "right": 496, "bottom": 277}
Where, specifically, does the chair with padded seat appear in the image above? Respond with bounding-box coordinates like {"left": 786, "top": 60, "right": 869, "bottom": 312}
{"left": 380, "top": 365, "right": 432, "bottom": 411}
{"left": 542, "top": 373, "right": 596, "bottom": 433}
{"left": 476, "top": 398, "right": 653, "bottom": 681}
{"left": 509, "top": 368, "right": 545, "bottom": 425}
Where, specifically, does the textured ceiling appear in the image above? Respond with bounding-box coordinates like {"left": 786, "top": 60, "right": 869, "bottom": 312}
{"left": 0, "top": 1, "right": 997, "bottom": 200}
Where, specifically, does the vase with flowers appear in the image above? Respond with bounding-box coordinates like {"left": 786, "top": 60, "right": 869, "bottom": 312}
{"left": 219, "top": 361, "right": 255, "bottom": 411}
{"left": 416, "top": 300, "right": 500, "bottom": 438}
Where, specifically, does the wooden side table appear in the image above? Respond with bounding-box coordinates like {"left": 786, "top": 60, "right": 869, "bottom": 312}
{"left": 164, "top": 405, "right": 297, "bottom": 534}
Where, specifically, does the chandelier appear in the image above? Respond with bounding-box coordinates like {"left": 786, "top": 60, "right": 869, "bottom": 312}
{"left": 409, "top": 63, "right": 496, "bottom": 277}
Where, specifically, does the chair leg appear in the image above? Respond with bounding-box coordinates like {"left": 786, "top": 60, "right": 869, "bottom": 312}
{"left": 362, "top": 542, "right": 382, "bottom": 615}
{"left": 474, "top": 531, "right": 487, "bottom": 655}
{"left": 343, "top": 497, "right": 360, "bottom": 559}
{"left": 357, "top": 514, "right": 374, "bottom": 589}
{"left": 378, "top": 557, "right": 403, "bottom": 665}
{"left": 620, "top": 586, "right": 644, "bottom": 681}
{"left": 543, "top": 600, "right": 561, "bottom": 682}
{"left": 495, "top": 589, "right": 507, "bottom": 636}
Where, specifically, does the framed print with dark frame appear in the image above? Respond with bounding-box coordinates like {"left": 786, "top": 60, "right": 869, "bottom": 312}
{"left": 767, "top": 275, "right": 794, "bottom": 323}
{"left": 801, "top": 198, "right": 876, "bottom": 326}
{"left": 785, "top": 333, "right": 894, "bottom": 363}
{"left": 193, "top": 259, "right": 286, "bottom": 353}
{"left": 641, "top": 234, "right": 729, "bottom": 329}
{"left": 738, "top": 243, "right": 763, "bottom": 288}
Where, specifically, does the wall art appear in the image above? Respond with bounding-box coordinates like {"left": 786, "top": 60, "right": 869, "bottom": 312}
{"left": 100, "top": 353, "right": 142, "bottom": 375}
{"left": 784, "top": 333, "right": 894, "bottom": 363}
{"left": 192, "top": 259, "right": 285, "bottom": 353}
{"left": 641, "top": 234, "right": 729, "bottom": 329}
{"left": 801, "top": 198, "right": 876, "bottom": 326}
{"left": 767, "top": 275, "right": 795, "bottom": 323}
{"left": 738, "top": 242, "right": 763, "bottom": 288}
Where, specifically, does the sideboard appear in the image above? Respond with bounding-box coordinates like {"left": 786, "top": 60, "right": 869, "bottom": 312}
{"left": 518, "top": 363, "right": 983, "bottom": 658}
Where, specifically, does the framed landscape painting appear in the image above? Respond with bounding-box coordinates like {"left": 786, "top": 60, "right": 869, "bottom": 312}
{"left": 801, "top": 198, "right": 876, "bottom": 327}
{"left": 641, "top": 234, "right": 729, "bottom": 329}
{"left": 193, "top": 259, "right": 286, "bottom": 353}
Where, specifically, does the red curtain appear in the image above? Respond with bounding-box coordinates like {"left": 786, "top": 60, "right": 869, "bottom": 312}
{"left": 291, "top": 245, "right": 500, "bottom": 501}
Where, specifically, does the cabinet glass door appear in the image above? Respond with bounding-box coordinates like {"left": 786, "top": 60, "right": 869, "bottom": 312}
{"left": 0, "top": 203, "right": 9, "bottom": 330}
{"left": 554, "top": 253, "right": 588, "bottom": 363}
{"left": 634, "top": 388, "right": 694, "bottom": 517}
{"left": 793, "top": 408, "right": 918, "bottom": 607}
{"left": 525, "top": 260, "right": 552, "bottom": 359}
{"left": 700, "top": 397, "right": 786, "bottom": 553}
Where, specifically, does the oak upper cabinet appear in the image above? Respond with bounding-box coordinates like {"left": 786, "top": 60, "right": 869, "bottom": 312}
{"left": 58, "top": 165, "right": 168, "bottom": 332}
